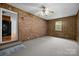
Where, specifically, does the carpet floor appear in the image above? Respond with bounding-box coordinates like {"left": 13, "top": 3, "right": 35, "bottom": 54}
{"left": 10, "top": 36, "right": 79, "bottom": 56}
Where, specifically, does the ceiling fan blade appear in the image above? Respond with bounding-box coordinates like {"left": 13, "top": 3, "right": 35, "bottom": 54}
{"left": 49, "top": 10, "right": 54, "bottom": 13}
{"left": 40, "top": 5, "right": 45, "bottom": 8}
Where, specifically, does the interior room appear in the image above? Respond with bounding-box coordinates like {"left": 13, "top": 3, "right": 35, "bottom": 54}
{"left": 0, "top": 3, "right": 79, "bottom": 56}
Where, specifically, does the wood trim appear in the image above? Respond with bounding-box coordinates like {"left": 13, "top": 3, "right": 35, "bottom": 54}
{"left": 2, "top": 15, "right": 11, "bottom": 21}
{"left": 2, "top": 36, "right": 11, "bottom": 42}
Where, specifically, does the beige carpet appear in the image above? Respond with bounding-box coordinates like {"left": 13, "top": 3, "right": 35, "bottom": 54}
{"left": 10, "top": 36, "right": 79, "bottom": 56}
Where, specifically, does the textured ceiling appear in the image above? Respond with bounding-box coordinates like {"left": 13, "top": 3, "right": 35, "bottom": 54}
{"left": 9, "top": 3, "right": 79, "bottom": 20}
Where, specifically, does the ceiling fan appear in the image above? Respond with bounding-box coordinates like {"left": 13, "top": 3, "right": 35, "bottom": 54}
{"left": 39, "top": 5, "right": 54, "bottom": 16}
{"left": 25, "top": 4, "right": 54, "bottom": 16}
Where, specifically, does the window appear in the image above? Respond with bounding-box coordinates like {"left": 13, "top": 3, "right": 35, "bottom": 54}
{"left": 55, "top": 21, "right": 62, "bottom": 31}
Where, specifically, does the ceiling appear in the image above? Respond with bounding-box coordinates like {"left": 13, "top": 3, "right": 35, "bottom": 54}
{"left": 9, "top": 3, "right": 79, "bottom": 20}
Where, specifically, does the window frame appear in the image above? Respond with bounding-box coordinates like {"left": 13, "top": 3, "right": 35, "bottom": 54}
{"left": 55, "top": 20, "right": 63, "bottom": 31}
